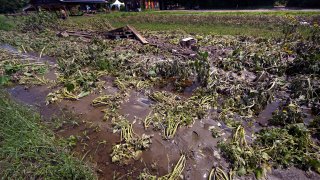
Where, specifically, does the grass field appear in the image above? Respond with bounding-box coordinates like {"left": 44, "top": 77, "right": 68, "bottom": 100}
{"left": 2, "top": 10, "right": 320, "bottom": 37}
{"left": 70, "top": 10, "right": 320, "bottom": 37}
{"left": 0, "top": 90, "right": 95, "bottom": 179}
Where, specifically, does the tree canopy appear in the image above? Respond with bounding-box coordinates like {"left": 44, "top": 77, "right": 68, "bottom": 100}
{"left": 0, "top": 0, "right": 28, "bottom": 13}
{"left": 0, "top": 0, "right": 319, "bottom": 13}
{"left": 169, "top": 0, "right": 320, "bottom": 9}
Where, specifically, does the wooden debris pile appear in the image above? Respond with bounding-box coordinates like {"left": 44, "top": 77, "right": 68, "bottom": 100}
{"left": 57, "top": 31, "right": 93, "bottom": 38}
{"left": 106, "top": 25, "right": 149, "bottom": 45}
{"left": 57, "top": 25, "right": 149, "bottom": 44}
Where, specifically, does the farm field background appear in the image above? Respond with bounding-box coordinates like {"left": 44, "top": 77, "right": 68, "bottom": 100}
{"left": 0, "top": 10, "right": 320, "bottom": 180}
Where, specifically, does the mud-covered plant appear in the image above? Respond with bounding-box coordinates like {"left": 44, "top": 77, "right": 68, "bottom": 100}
{"left": 269, "top": 101, "right": 304, "bottom": 126}
{"left": 290, "top": 75, "right": 320, "bottom": 104}
{"left": 111, "top": 134, "right": 152, "bottom": 165}
{"left": 111, "top": 117, "right": 152, "bottom": 165}
{"left": 154, "top": 59, "right": 192, "bottom": 81}
{"left": 112, "top": 116, "right": 134, "bottom": 142}
{"left": 193, "top": 51, "right": 210, "bottom": 87}
{"left": 254, "top": 124, "right": 320, "bottom": 173}
{"left": 210, "top": 127, "right": 223, "bottom": 138}
{"left": 219, "top": 126, "right": 271, "bottom": 178}
{"left": 0, "top": 49, "right": 50, "bottom": 86}
{"left": 92, "top": 93, "right": 127, "bottom": 120}
{"left": 287, "top": 24, "right": 320, "bottom": 75}
{"left": 282, "top": 16, "right": 299, "bottom": 44}
{"left": 46, "top": 70, "right": 104, "bottom": 104}
{"left": 111, "top": 133, "right": 152, "bottom": 165}
{"left": 208, "top": 167, "right": 233, "bottom": 180}
{"left": 19, "top": 11, "right": 59, "bottom": 32}
{"left": 221, "top": 124, "right": 320, "bottom": 178}
{"left": 309, "top": 116, "right": 320, "bottom": 139}
{"left": 146, "top": 91, "right": 216, "bottom": 139}
{"left": 139, "top": 154, "right": 186, "bottom": 180}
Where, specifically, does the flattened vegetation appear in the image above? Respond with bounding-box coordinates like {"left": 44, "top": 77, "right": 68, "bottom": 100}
{"left": 0, "top": 11, "right": 320, "bottom": 179}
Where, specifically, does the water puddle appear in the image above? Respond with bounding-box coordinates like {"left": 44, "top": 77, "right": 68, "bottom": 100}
{"left": 257, "top": 101, "right": 280, "bottom": 127}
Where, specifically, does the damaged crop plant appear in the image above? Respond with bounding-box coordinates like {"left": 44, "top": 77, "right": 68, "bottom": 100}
{"left": 1, "top": 10, "right": 320, "bottom": 179}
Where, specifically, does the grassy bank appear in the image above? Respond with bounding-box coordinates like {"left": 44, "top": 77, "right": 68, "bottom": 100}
{"left": 0, "top": 90, "right": 96, "bottom": 179}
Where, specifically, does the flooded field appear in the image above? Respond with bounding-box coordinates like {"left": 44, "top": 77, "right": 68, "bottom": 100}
{"left": 1, "top": 12, "right": 320, "bottom": 180}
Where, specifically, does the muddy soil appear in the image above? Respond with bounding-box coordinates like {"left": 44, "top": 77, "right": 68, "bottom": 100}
{"left": 2, "top": 41, "right": 320, "bottom": 180}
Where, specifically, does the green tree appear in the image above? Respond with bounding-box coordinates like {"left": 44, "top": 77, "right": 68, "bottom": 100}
{"left": 287, "top": 0, "right": 320, "bottom": 8}
{"left": 0, "top": 0, "right": 28, "bottom": 13}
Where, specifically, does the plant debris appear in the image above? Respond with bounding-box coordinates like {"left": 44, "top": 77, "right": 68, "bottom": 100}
{"left": 139, "top": 154, "right": 186, "bottom": 180}
{"left": 111, "top": 116, "right": 152, "bottom": 165}
{"left": 1, "top": 13, "right": 320, "bottom": 179}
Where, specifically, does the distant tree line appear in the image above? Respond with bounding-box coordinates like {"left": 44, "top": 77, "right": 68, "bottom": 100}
{"left": 0, "top": 0, "right": 28, "bottom": 13}
{"left": 180, "top": 0, "right": 275, "bottom": 9}
{"left": 1, "top": 0, "right": 320, "bottom": 13}
{"left": 287, "top": 0, "right": 320, "bottom": 8}
{"left": 167, "top": 0, "right": 320, "bottom": 9}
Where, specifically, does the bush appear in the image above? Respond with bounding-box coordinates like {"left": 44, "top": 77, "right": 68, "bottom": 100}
{"left": 0, "top": 0, "right": 27, "bottom": 13}
{"left": 287, "top": 0, "right": 320, "bottom": 8}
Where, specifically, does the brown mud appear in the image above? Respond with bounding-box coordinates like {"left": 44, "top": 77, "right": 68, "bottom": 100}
{"left": 2, "top": 44, "right": 320, "bottom": 180}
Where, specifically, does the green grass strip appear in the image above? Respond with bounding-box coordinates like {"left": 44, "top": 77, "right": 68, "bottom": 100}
{"left": 0, "top": 90, "right": 96, "bottom": 179}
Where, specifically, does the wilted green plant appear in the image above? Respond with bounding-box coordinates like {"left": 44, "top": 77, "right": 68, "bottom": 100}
{"left": 309, "top": 116, "right": 320, "bottom": 139}
{"left": 19, "top": 11, "right": 59, "bottom": 32}
{"left": 290, "top": 75, "right": 319, "bottom": 106}
{"left": 193, "top": 51, "right": 210, "bottom": 87}
{"left": 208, "top": 167, "right": 233, "bottom": 180}
{"left": 220, "top": 124, "right": 320, "bottom": 178}
{"left": 145, "top": 91, "right": 216, "bottom": 139}
{"left": 287, "top": 23, "right": 320, "bottom": 75}
{"left": 92, "top": 93, "right": 126, "bottom": 120}
{"left": 269, "top": 101, "right": 304, "bottom": 126}
{"left": 219, "top": 126, "right": 270, "bottom": 178}
{"left": 111, "top": 116, "right": 152, "bottom": 165}
{"left": 0, "top": 49, "right": 50, "bottom": 86}
{"left": 46, "top": 70, "right": 105, "bottom": 104}
{"left": 254, "top": 124, "right": 320, "bottom": 173}
{"left": 139, "top": 154, "right": 186, "bottom": 180}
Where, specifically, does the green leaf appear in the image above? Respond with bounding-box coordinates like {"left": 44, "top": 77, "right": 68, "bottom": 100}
{"left": 23, "top": 72, "right": 33, "bottom": 77}
{"left": 148, "top": 70, "right": 156, "bottom": 77}
{"left": 65, "top": 82, "right": 75, "bottom": 92}
{"left": 77, "top": 91, "right": 90, "bottom": 99}
{"left": 0, "top": 75, "right": 10, "bottom": 86}
{"left": 262, "top": 152, "right": 270, "bottom": 160}
{"left": 237, "top": 166, "right": 246, "bottom": 176}
{"left": 254, "top": 167, "right": 264, "bottom": 179}
{"left": 308, "top": 158, "right": 320, "bottom": 174}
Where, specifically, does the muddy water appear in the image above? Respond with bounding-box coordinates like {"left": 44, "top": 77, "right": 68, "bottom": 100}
{"left": 256, "top": 101, "right": 280, "bottom": 128}
{"left": 3, "top": 45, "right": 320, "bottom": 180}
{"left": 6, "top": 81, "right": 228, "bottom": 179}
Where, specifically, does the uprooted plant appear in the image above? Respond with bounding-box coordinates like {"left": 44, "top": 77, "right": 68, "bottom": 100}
{"left": 0, "top": 49, "right": 50, "bottom": 86}
{"left": 111, "top": 116, "right": 152, "bottom": 165}
{"left": 219, "top": 124, "right": 320, "bottom": 179}
{"left": 139, "top": 154, "right": 186, "bottom": 180}
{"left": 145, "top": 91, "right": 216, "bottom": 139}
{"left": 269, "top": 100, "right": 304, "bottom": 126}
